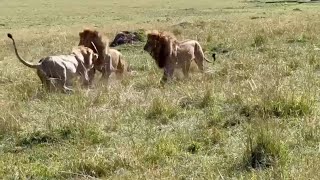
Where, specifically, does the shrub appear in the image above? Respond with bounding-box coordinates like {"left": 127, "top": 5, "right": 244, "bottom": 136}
{"left": 252, "top": 34, "right": 266, "bottom": 47}
{"left": 244, "top": 127, "right": 287, "bottom": 169}
{"left": 146, "top": 97, "right": 179, "bottom": 124}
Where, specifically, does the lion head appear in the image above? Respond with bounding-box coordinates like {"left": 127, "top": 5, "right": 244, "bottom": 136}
{"left": 72, "top": 46, "right": 98, "bottom": 70}
{"left": 143, "top": 30, "right": 177, "bottom": 69}
{"left": 78, "top": 28, "right": 109, "bottom": 67}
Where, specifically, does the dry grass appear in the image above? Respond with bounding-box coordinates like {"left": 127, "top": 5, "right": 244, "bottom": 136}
{"left": 1, "top": 0, "right": 320, "bottom": 179}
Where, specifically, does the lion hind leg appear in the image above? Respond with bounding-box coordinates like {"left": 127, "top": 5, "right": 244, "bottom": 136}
{"left": 194, "top": 43, "right": 207, "bottom": 72}
{"left": 100, "top": 54, "right": 113, "bottom": 82}
{"left": 194, "top": 58, "right": 204, "bottom": 72}
{"left": 88, "top": 68, "right": 96, "bottom": 86}
{"left": 182, "top": 60, "right": 191, "bottom": 78}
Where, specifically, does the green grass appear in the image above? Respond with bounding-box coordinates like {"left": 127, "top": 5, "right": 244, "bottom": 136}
{"left": 1, "top": 0, "right": 320, "bottom": 179}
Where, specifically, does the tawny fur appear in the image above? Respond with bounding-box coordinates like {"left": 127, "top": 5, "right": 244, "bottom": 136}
{"left": 78, "top": 28, "right": 113, "bottom": 84}
{"left": 7, "top": 33, "right": 98, "bottom": 93}
{"left": 88, "top": 48, "right": 131, "bottom": 83}
{"left": 143, "top": 30, "right": 214, "bottom": 84}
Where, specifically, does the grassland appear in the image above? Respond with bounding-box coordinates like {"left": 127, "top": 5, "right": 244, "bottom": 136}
{"left": 1, "top": 0, "right": 320, "bottom": 179}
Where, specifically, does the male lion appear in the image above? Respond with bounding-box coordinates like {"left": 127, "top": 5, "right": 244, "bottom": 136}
{"left": 78, "top": 29, "right": 131, "bottom": 83}
{"left": 7, "top": 33, "right": 98, "bottom": 93}
{"left": 78, "top": 28, "right": 112, "bottom": 84}
{"left": 143, "top": 30, "right": 215, "bottom": 84}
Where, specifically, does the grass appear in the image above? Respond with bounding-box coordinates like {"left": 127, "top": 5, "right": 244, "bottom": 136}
{"left": 1, "top": 0, "right": 320, "bottom": 179}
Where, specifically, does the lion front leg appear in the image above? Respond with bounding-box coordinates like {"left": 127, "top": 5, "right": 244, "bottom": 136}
{"left": 87, "top": 68, "right": 96, "bottom": 86}
{"left": 160, "top": 60, "right": 175, "bottom": 85}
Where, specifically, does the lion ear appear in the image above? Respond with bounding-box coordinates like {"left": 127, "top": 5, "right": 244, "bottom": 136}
{"left": 147, "top": 33, "right": 160, "bottom": 40}
{"left": 145, "top": 30, "right": 151, "bottom": 36}
{"left": 146, "top": 30, "right": 159, "bottom": 36}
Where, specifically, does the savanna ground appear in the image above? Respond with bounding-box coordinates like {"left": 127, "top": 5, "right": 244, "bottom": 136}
{"left": 0, "top": 0, "right": 320, "bottom": 179}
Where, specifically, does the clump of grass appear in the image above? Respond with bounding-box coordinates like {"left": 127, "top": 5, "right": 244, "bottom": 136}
{"left": 252, "top": 34, "right": 266, "bottom": 47}
{"left": 178, "top": 89, "right": 215, "bottom": 110}
{"left": 74, "top": 160, "right": 108, "bottom": 178}
{"left": 80, "top": 126, "right": 108, "bottom": 145}
{"left": 206, "top": 108, "right": 224, "bottom": 127}
{"left": 239, "top": 96, "right": 312, "bottom": 118}
{"left": 58, "top": 125, "right": 75, "bottom": 140}
{"left": 195, "top": 20, "right": 207, "bottom": 29}
{"left": 263, "top": 96, "right": 313, "bottom": 118}
{"left": 17, "top": 130, "right": 58, "bottom": 147}
{"left": 199, "top": 89, "right": 215, "bottom": 108}
{"left": 189, "top": 122, "right": 224, "bottom": 154}
{"left": 302, "top": 124, "right": 320, "bottom": 145}
{"left": 10, "top": 81, "right": 40, "bottom": 101}
{"left": 67, "top": 152, "right": 132, "bottom": 178}
{"left": 146, "top": 97, "right": 179, "bottom": 124}
{"left": 219, "top": 96, "right": 254, "bottom": 127}
{"left": 178, "top": 96, "right": 196, "bottom": 109}
{"left": 0, "top": 115, "right": 21, "bottom": 139}
{"left": 244, "top": 127, "right": 287, "bottom": 170}
{"left": 172, "top": 28, "right": 182, "bottom": 36}
{"left": 144, "top": 137, "right": 179, "bottom": 164}
{"left": 89, "top": 90, "right": 110, "bottom": 107}
{"left": 135, "top": 29, "right": 147, "bottom": 42}
{"left": 288, "top": 59, "right": 300, "bottom": 71}
{"left": 206, "top": 34, "right": 213, "bottom": 43}
{"left": 200, "top": 127, "right": 223, "bottom": 146}
{"left": 133, "top": 74, "right": 159, "bottom": 91}
{"left": 308, "top": 53, "right": 320, "bottom": 70}
{"left": 287, "top": 34, "right": 310, "bottom": 43}
{"left": 187, "top": 141, "right": 201, "bottom": 154}
{"left": 225, "top": 93, "right": 313, "bottom": 119}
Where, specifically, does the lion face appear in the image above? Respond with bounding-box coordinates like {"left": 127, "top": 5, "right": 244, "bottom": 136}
{"left": 143, "top": 33, "right": 159, "bottom": 55}
{"left": 72, "top": 46, "right": 98, "bottom": 70}
{"left": 78, "top": 30, "right": 99, "bottom": 52}
{"left": 143, "top": 31, "right": 178, "bottom": 69}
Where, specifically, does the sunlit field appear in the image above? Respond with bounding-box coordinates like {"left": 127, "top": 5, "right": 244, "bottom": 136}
{"left": 1, "top": 0, "right": 320, "bottom": 179}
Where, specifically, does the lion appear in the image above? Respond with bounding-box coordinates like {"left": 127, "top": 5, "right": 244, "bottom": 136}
{"left": 7, "top": 33, "right": 98, "bottom": 93}
{"left": 143, "top": 30, "right": 215, "bottom": 84}
{"left": 78, "top": 28, "right": 113, "bottom": 84}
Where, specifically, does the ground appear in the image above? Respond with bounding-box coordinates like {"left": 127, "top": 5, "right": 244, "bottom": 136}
{"left": 0, "top": 0, "right": 320, "bottom": 179}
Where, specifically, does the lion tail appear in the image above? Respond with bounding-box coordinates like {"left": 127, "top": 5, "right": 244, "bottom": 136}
{"left": 7, "top": 33, "right": 39, "bottom": 69}
{"left": 194, "top": 42, "right": 215, "bottom": 63}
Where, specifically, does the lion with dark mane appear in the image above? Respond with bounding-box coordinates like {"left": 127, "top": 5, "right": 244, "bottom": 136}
{"left": 143, "top": 30, "right": 215, "bottom": 84}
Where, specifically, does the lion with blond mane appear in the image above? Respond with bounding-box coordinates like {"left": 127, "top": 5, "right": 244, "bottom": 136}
{"left": 143, "top": 30, "right": 215, "bottom": 84}
{"left": 78, "top": 28, "right": 113, "bottom": 84}
{"left": 78, "top": 29, "right": 131, "bottom": 83}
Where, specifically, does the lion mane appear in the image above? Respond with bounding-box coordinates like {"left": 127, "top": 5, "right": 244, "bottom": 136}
{"left": 78, "top": 28, "right": 109, "bottom": 67}
{"left": 144, "top": 30, "right": 177, "bottom": 69}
